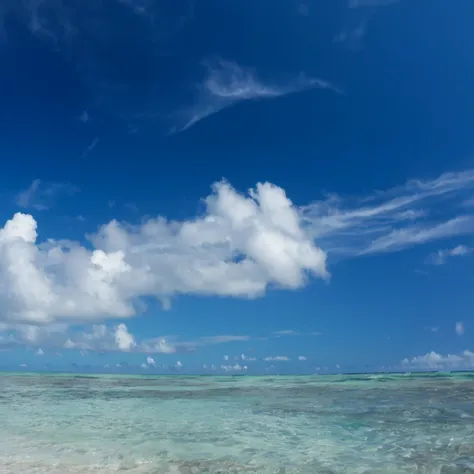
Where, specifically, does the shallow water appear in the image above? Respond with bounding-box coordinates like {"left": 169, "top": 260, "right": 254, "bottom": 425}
{"left": 1, "top": 372, "right": 474, "bottom": 473}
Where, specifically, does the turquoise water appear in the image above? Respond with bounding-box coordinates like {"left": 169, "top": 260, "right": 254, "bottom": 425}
{"left": 1, "top": 373, "right": 474, "bottom": 473}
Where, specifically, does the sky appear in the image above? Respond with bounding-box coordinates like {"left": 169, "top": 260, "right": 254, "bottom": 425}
{"left": 0, "top": 0, "right": 473, "bottom": 374}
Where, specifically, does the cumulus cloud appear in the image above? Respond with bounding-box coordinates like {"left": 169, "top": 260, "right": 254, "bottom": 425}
{"left": 173, "top": 59, "right": 340, "bottom": 133}
{"left": 16, "top": 179, "right": 79, "bottom": 211}
{"left": 298, "top": 355, "right": 307, "bottom": 361}
{"left": 114, "top": 323, "right": 136, "bottom": 351}
{"left": 402, "top": 350, "right": 474, "bottom": 370}
{"left": 264, "top": 356, "right": 290, "bottom": 361}
{"left": 146, "top": 356, "right": 156, "bottom": 366}
{"left": 0, "top": 180, "right": 327, "bottom": 325}
{"left": 301, "top": 169, "right": 474, "bottom": 257}
{"left": 456, "top": 322, "right": 465, "bottom": 336}
{"left": 427, "top": 245, "right": 473, "bottom": 265}
{"left": 35, "top": 347, "right": 44, "bottom": 356}
{"left": 1, "top": 169, "right": 473, "bottom": 339}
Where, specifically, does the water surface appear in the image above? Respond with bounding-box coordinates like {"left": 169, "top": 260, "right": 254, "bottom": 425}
{"left": 1, "top": 372, "right": 474, "bottom": 473}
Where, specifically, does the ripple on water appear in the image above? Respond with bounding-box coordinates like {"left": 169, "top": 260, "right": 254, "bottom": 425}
{"left": 1, "top": 373, "right": 474, "bottom": 473}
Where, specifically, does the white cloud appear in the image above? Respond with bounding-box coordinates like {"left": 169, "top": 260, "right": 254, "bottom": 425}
{"left": 333, "top": 22, "right": 368, "bottom": 50}
{"left": 197, "top": 335, "right": 250, "bottom": 344}
{"left": 82, "top": 137, "right": 100, "bottom": 158}
{"left": 146, "top": 356, "right": 156, "bottom": 366}
{"left": 272, "top": 330, "right": 322, "bottom": 337}
{"left": 173, "top": 59, "right": 340, "bottom": 133}
{"left": 337, "top": 0, "right": 399, "bottom": 50}
{"left": 272, "top": 330, "right": 300, "bottom": 336}
{"left": 16, "top": 179, "right": 79, "bottom": 211}
{"left": 35, "top": 347, "right": 44, "bottom": 356}
{"left": 0, "top": 322, "right": 177, "bottom": 354}
{"left": 240, "top": 353, "right": 257, "bottom": 361}
{"left": 1, "top": 169, "right": 473, "bottom": 336}
{"left": 114, "top": 323, "right": 136, "bottom": 351}
{"left": 298, "top": 356, "right": 307, "bottom": 361}
{"left": 175, "top": 360, "right": 182, "bottom": 368}
{"left": 301, "top": 169, "right": 474, "bottom": 257}
{"left": 264, "top": 356, "right": 290, "bottom": 361}
{"left": 223, "top": 355, "right": 229, "bottom": 361}
{"left": 0, "top": 180, "right": 327, "bottom": 325}
{"left": 361, "top": 217, "right": 474, "bottom": 255}
{"left": 402, "top": 350, "right": 474, "bottom": 370}
{"left": 221, "top": 363, "right": 247, "bottom": 372}
{"left": 456, "top": 322, "right": 465, "bottom": 336}
{"left": 140, "top": 338, "right": 176, "bottom": 354}
{"left": 427, "top": 245, "right": 473, "bottom": 265}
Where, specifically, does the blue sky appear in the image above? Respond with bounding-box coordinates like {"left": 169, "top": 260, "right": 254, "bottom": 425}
{"left": 0, "top": 0, "right": 473, "bottom": 374}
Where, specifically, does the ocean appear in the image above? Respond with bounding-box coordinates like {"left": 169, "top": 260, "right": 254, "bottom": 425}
{"left": 1, "top": 372, "right": 474, "bottom": 473}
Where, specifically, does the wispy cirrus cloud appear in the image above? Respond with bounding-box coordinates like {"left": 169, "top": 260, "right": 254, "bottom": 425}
{"left": 272, "top": 330, "right": 322, "bottom": 337}
{"left": 173, "top": 59, "right": 341, "bottom": 133}
{"left": 426, "top": 245, "right": 473, "bottom": 265}
{"left": 301, "top": 169, "right": 474, "bottom": 258}
{"left": 362, "top": 217, "right": 474, "bottom": 255}
{"left": 336, "top": 0, "right": 400, "bottom": 50}
{"left": 272, "top": 330, "right": 300, "bottom": 336}
{"left": 82, "top": 137, "right": 99, "bottom": 158}
{"left": 15, "top": 179, "right": 79, "bottom": 211}
{"left": 1, "top": 0, "right": 195, "bottom": 127}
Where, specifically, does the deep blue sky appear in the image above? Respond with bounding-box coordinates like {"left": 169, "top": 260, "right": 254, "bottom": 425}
{"left": 0, "top": 0, "right": 473, "bottom": 374}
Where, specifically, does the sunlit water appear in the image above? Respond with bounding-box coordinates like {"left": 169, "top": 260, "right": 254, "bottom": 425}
{"left": 1, "top": 372, "right": 474, "bottom": 473}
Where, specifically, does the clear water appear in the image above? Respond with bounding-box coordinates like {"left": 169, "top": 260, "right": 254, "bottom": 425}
{"left": 1, "top": 373, "right": 474, "bottom": 473}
